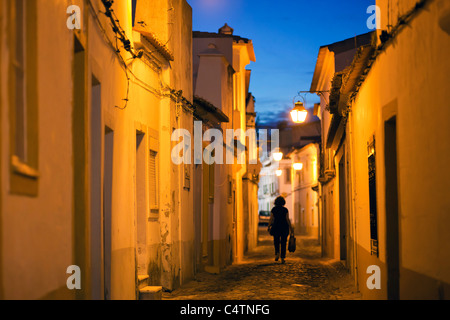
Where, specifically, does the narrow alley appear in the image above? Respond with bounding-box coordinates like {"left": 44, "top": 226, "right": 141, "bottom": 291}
{"left": 163, "top": 228, "right": 361, "bottom": 300}
{"left": 1, "top": 0, "right": 450, "bottom": 302}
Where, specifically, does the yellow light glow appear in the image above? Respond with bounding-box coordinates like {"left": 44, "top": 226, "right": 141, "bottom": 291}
{"left": 290, "top": 109, "right": 308, "bottom": 123}
{"left": 276, "top": 169, "right": 282, "bottom": 177}
{"left": 273, "top": 152, "right": 283, "bottom": 161}
{"left": 293, "top": 163, "right": 303, "bottom": 171}
{"left": 290, "top": 102, "right": 308, "bottom": 124}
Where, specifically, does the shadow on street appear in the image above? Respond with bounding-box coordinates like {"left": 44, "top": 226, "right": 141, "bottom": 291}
{"left": 163, "top": 226, "right": 361, "bottom": 300}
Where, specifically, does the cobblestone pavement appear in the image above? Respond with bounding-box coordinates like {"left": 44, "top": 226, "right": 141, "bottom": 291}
{"left": 163, "top": 227, "right": 361, "bottom": 300}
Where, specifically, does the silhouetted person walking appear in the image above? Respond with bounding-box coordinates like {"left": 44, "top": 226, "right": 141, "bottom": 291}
{"left": 268, "top": 196, "right": 294, "bottom": 264}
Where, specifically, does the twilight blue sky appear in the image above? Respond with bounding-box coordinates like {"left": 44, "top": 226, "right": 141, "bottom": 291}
{"left": 186, "top": 0, "right": 375, "bottom": 126}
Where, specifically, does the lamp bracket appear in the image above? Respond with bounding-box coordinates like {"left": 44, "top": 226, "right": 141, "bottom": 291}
{"left": 296, "top": 90, "right": 330, "bottom": 106}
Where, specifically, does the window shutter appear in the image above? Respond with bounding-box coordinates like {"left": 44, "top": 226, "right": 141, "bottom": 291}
{"left": 149, "top": 150, "right": 158, "bottom": 210}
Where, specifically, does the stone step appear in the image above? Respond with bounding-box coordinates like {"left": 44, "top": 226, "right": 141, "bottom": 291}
{"left": 139, "top": 286, "right": 162, "bottom": 300}
{"left": 137, "top": 274, "right": 149, "bottom": 290}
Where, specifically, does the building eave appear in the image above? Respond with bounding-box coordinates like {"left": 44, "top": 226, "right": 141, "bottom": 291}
{"left": 310, "top": 47, "right": 330, "bottom": 92}
{"left": 193, "top": 96, "right": 229, "bottom": 125}
{"left": 133, "top": 26, "right": 174, "bottom": 61}
{"left": 339, "top": 44, "right": 376, "bottom": 114}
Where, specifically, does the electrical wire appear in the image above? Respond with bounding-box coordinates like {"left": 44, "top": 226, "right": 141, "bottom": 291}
{"left": 86, "top": 0, "right": 190, "bottom": 109}
{"left": 100, "top": 0, "right": 142, "bottom": 59}
{"left": 87, "top": 0, "right": 147, "bottom": 109}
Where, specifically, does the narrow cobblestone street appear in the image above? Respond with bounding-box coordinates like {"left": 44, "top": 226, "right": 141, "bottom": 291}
{"left": 163, "top": 228, "right": 361, "bottom": 300}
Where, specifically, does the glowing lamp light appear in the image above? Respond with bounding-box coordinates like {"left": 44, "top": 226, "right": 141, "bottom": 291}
{"left": 275, "top": 169, "right": 282, "bottom": 177}
{"left": 290, "top": 101, "right": 308, "bottom": 124}
{"left": 293, "top": 163, "right": 303, "bottom": 171}
{"left": 273, "top": 152, "right": 283, "bottom": 162}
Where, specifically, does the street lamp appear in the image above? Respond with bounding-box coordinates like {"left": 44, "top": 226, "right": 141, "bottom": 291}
{"left": 273, "top": 151, "right": 283, "bottom": 162}
{"left": 290, "top": 101, "right": 308, "bottom": 124}
{"left": 293, "top": 163, "right": 303, "bottom": 171}
{"left": 275, "top": 169, "right": 282, "bottom": 177}
{"left": 290, "top": 91, "right": 330, "bottom": 124}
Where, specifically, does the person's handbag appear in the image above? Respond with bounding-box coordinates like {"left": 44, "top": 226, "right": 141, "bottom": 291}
{"left": 268, "top": 225, "right": 274, "bottom": 236}
{"left": 288, "top": 233, "right": 296, "bottom": 253}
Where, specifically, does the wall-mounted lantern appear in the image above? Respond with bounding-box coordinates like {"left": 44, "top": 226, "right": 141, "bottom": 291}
{"left": 290, "top": 101, "right": 308, "bottom": 124}
{"left": 273, "top": 151, "right": 283, "bottom": 162}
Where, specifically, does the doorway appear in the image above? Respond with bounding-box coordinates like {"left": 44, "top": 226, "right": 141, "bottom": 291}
{"left": 73, "top": 35, "right": 86, "bottom": 299}
{"left": 385, "top": 116, "right": 399, "bottom": 300}
{"left": 89, "top": 76, "right": 113, "bottom": 300}
{"left": 135, "top": 132, "right": 147, "bottom": 275}
{"left": 296, "top": 204, "right": 302, "bottom": 233}
{"left": 306, "top": 192, "right": 310, "bottom": 234}
{"left": 103, "top": 128, "right": 113, "bottom": 300}
{"left": 323, "top": 194, "right": 327, "bottom": 249}
{"left": 233, "top": 190, "right": 237, "bottom": 262}
{"left": 90, "top": 76, "right": 102, "bottom": 299}
{"left": 339, "top": 155, "right": 348, "bottom": 263}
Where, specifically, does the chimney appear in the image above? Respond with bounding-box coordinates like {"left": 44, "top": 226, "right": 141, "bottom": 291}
{"left": 219, "top": 23, "right": 234, "bottom": 35}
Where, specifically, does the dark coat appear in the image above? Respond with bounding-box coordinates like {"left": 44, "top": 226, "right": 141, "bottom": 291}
{"left": 270, "top": 205, "right": 290, "bottom": 237}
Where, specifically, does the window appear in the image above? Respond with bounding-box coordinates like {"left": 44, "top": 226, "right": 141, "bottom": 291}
{"left": 285, "top": 168, "right": 291, "bottom": 184}
{"left": 9, "top": 0, "right": 39, "bottom": 195}
{"left": 301, "top": 168, "right": 304, "bottom": 184}
{"left": 149, "top": 150, "right": 159, "bottom": 212}
{"left": 326, "top": 149, "right": 334, "bottom": 171}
